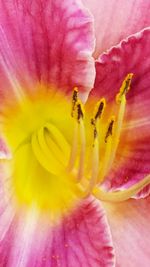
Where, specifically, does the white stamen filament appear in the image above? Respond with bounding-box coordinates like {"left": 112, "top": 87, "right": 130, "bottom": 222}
{"left": 77, "top": 119, "right": 86, "bottom": 181}
{"left": 108, "top": 94, "right": 126, "bottom": 170}
{"left": 98, "top": 135, "right": 112, "bottom": 184}
{"left": 93, "top": 174, "right": 150, "bottom": 202}
{"left": 67, "top": 120, "right": 78, "bottom": 172}
{"left": 85, "top": 136, "right": 99, "bottom": 195}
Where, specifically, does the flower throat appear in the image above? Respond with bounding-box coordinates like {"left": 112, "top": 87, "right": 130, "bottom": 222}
{"left": 3, "top": 74, "right": 150, "bottom": 215}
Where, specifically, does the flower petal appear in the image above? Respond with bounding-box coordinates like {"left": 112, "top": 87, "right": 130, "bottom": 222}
{"left": 0, "top": 138, "right": 10, "bottom": 159}
{"left": 0, "top": 0, "right": 95, "bottom": 103}
{"left": 82, "top": 0, "right": 150, "bottom": 58}
{"left": 0, "top": 199, "right": 115, "bottom": 267}
{"left": 104, "top": 197, "right": 150, "bottom": 267}
{"left": 92, "top": 28, "right": 150, "bottom": 197}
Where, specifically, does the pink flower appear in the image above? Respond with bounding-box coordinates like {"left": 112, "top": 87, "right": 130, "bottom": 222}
{"left": 0, "top": 1, "right": 150, "bottom": 267}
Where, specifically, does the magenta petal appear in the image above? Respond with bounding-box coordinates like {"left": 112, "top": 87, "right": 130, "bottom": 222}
{"left": 0, "top": 199, "right": 115, "bottom": 267}
{"left": 104, "top": 197, "right": 150, "bottom": 267}
{"left": 92, "top": 28, "right": 150, "bottom": 197}
{"left": 29, "top": 199, "right": 115, "bottom": 267}
{"left": 0, "top": 0, "right": 95, "bottom": 101}
{"left": 82, "top": 0, "right": 150, "bottom": 58}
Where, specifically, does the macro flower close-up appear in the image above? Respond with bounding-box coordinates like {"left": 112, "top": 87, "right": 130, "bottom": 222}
{"left": 0, "top": 0, "right": 150, "bottom": 266}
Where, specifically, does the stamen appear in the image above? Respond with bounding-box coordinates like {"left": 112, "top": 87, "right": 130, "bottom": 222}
{"left": 108, "top": 73, "right": 133, "bottom": 170}
{"left": 93, "top": 174, "right": 150, "bottom": 202}
{"left": 68, "top": 76, "right": 135, "bottom": 200}
{"left": 94, "top": 98, "right": 106, "bottom": 120}
{"left": 98, "top": 117, "right": 115, "bottom": 183}
{"left": 71, "top": 87, "right": 78, "bottom": 117}
{"left": 105, "top": 117, "right": 115, "bottom": 144}
{"left": 76, "top": 101, "right": 86, "bottom": 181}
{"left": 67, "top": 88, "right": 79, "bottom": 172}
{"left": 85, "top": 99, "right": 106, "bottom": 190}
{"left": 77, "top": 101, "right": 84, "bottom": 122}
{"left": 84, "top": 118, "right": 99, "bottom": 195}
{"left": 67, "top": 120, "right": 78, "bottom": 172}
{"left": 91, "top": 98, "right": 106, "bottom": 142}
{"left": 67, "top": 93, "right": 86, "bottom": 180}
{"left": 116, "top": 73, "right": 133, "bottom": 104}
{"left": 91, "top": 118, "right": 97, "bottom": 140}
{"left": 79, "top": 98, "right": 106, "bottom": 197}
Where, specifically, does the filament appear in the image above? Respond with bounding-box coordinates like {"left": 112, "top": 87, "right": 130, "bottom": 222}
{"left": 93, "top": 174, "right": 150, "bottom": 202}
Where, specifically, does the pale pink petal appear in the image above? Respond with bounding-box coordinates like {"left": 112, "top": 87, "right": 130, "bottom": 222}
{"left": 0, "top": 137, "right": 11, "bottom": 159}
{"left": 0, "top": 164, "right": 15, "bottom": 267}
{"left": 92, "top": 28, "right": 150, "bottom": 197}
{"left": 104, "top": 197, "right": 150, "bottom": 267}
{"left": 0, "top": 199, "right": 115, "bottom": 267}
{"left": 135, "top": 184, "right": 150, "bottom": 199}
{"left": 0, "top": 135, "right": 11, "bottom": 161}
{"left": 0, "top": 0, "right": 95, "bottom": 104}
{"left": 82, "top": 0, "right": 150, "bottom": 58}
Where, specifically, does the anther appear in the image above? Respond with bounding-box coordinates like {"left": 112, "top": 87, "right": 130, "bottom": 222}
{"left": 91, "top": 118, "right": 97, "bottom": 141}
{"left": 116, "top": 73, "right": 133, "bottom": 104}
{"left": 94, "top": 98, "right": 106, "bottom": 120}
{"left": 68, "top": 91, "right": 86, "bottom": 182}
{"left": 105, "top": 117, "right": 115, "bottom": 143}
{"left": 77, "top": 101, "right": 84, "bottom": 123}
{"left": 71, "top": 87, "right": 78, "bottom": 117}
{"left": 86, "top": 98, "right": 106, "bottom": 186}
{"left": 107, "top": 73, "right": 133, "bottom": 175}
{"left": 67, "top": 88, "right": 79, "bottom": 172}
{"left": 91, "top": 98, "right": 106, "bottom": 142}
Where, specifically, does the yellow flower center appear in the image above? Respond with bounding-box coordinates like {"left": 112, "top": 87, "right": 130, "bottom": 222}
{"left": 3, "top": 88, "right": 80, "bottom": 217}
{"left": 2, "top": 75, "right": 150, "bottom": 217}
